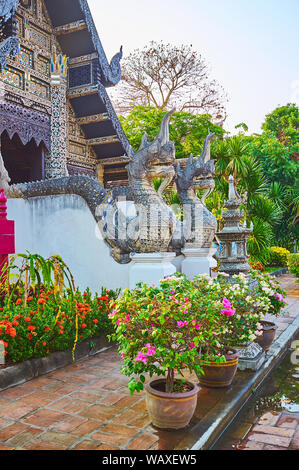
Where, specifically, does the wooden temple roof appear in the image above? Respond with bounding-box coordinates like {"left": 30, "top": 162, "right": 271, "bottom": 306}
{"left": 0, "top": 0, "right": 130, "bottom": 180}
{"left": 43, "top": 0, "right": 130, "bottom": 160}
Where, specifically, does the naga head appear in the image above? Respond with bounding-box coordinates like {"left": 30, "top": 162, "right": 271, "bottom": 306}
{"left": 176, "top": 130, "right": 215, "bottom": 201}
{"left": 126, "top": 110, "right": 176, "bottom": 195}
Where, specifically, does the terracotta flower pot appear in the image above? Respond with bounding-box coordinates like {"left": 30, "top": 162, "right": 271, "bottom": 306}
{"left": 255, "top": 320, "right": 278, "bottom": 351}
{"left": 145, "top": 379, "right": 199, "bottom": 430}
{"left": 196, "top": 349, "right": 240, "bottom": 388}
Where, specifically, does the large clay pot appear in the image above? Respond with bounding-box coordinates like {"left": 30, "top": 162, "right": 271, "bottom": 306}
{"left": 255, "top": 321, "right": 278, "bottom": 351}
{"left": 196, "top": 349, "right": 240, "bottom": 388}
{"left": 145, "top": 379, "right": 199, "bottom": 430}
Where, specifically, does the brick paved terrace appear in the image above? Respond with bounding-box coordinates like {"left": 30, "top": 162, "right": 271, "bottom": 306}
{"left": 0, "top": 274, "right": 297, "bottom": 451}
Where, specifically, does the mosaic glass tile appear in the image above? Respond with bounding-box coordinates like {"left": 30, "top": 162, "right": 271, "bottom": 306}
{"left": 1, "top": 66, "right": 24, "bottom": 89}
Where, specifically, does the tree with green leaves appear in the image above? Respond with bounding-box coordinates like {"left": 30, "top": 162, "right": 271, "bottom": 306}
{"left": 120, "top": 106, "right": 224, "bottom": 159}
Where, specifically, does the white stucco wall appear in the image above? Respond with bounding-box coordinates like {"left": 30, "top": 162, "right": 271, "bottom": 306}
{"left": 7, "top": 195, "right": 131, "bottom": 292}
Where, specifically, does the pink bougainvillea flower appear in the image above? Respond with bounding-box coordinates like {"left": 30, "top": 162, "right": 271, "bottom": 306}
{"left": 146, "top": 346, "right": 156, "bottom": 356}
{"left": 135, "top": 352, "right": 147, "bottom": 364}
{"left": 125, "top": 314, "right": 131, "bottom": 322}
{"left": 189, "top": 342, "right": 196, "bottom": 350}
{"left": 221, "top": 307, "right": 236, "bottom": 317}
{"left": 274, "top": 293, "right": 284, "bottom": 302}
{"left": 120, "top": 352, "right": 125, "bottom": 358}
{"left": 177, "top": 320, "right": 188, "bottom": 327}
{"left": 222, "top": 297, "right": 232, "bottom": 308}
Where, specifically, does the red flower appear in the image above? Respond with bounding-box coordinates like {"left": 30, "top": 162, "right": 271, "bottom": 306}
{"left": 28, "top": 325, "right": 36, "bottom": 332}
{"left": 28, "top": 334, "right": 33, "bottom": 340}
{"left": 81, "top": 323, "right": 86, "bottom": 329}
{"left": 6, "top": 327, "right": 16, "bottom": 338}
{"left": 15, "top": 299, "right": 22, "bottom": 305}
{"left": 93, "top": 319, "right": 98, "bottom": 324}
{"left": 24, "top": 317, "right": 31, "bottom": 322}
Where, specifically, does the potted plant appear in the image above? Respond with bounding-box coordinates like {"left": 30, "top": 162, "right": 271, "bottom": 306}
{"left": 191, "top": 273, "right": 267, "bottom": 387}
{"left": 249, "top": 270, "right": 288, "bottom": 351}
{"left": 109, "top": 275, "right": 204, "bottom": 430}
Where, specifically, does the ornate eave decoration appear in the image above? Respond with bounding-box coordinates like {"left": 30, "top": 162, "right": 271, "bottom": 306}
{"left": 0, "top": 95, "right": 51, "bottom": 148}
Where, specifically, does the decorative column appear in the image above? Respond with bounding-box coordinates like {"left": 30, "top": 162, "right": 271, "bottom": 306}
{"left": 0, "top": 189, "right": 15, "bottom": 286}
{"left": 129, "top": 253, "right": 176, "bottom": 290}
{"left": 96, "top": 163, "right": 104, "bottom": 185}
{"left": 46, "top": 54, "right": 69, "bottom": 179}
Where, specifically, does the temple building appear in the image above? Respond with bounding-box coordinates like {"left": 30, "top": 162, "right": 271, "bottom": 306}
{"left": 0, "top": 0, "right": 130, "bottom": 188}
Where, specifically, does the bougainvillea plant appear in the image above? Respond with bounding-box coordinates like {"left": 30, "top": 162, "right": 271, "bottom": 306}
{"left": 109, "top": 275, "right": 208, "bottom": 394}
{"left": 190, "top": 273, "right": 267, "bottom": 354}
{"left": 249, "top": 269, "right": 288, "bottom": 316}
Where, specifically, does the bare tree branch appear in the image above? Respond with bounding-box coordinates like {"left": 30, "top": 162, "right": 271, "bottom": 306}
{"left": 109, "top": 41, "right": 228, "bottom": 122}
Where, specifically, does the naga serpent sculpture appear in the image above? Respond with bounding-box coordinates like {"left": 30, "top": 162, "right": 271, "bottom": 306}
{"left": 97, "top": 110, "right": 177, "bottom": 263}
{"left": 1, "top": 113, "right": 216, "bottom": 264}
{"left": 3, "top": 111, "right": 178, "bottom": 265}
{"left": 174, "top": 131, "right": 217, "bottom": 249}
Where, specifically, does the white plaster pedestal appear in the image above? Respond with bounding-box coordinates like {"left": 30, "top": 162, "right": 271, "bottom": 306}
{"left": 181, "top": 247, "right": 217, "bottom": 278}
{"left": 129, "top": 252, "right": 176, "bottom": 289}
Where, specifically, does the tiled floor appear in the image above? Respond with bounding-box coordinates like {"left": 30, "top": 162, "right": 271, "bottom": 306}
{"left": 0, "top": 275, "right": 297, "bottom": 450}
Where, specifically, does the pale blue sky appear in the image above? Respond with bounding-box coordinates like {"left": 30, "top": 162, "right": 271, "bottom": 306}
{"left": 89, "top": 0, "right": 299, "bottom": 134}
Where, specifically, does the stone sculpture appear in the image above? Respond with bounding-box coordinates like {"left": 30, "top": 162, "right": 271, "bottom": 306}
{"left": 97, "top": 110, "right": 177, "bottom": 263}
{"left": 217, "top": 175, "right": 252, "bottom": 276}
{"left": 175, "top": 130, "right": 217, "bottom": 249}
{"left": 5, "top": 113, "right": 220, "bottom": 278}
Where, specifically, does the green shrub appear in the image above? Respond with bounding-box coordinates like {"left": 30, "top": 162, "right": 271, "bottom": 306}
{"left": 267, "top": 246, "right": 291, "bottom": 267}
{"left": 287, "top": 253, "right": 299, "bottom": 279}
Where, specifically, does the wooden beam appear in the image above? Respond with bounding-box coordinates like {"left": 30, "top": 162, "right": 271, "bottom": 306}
{"left": 54, "top": 20, "right": 87, "bottom": 36}
{"left": 67, "top": 85, "right": 98, "bottom": 98}
{"left": 77, "top": 113, "right": 110, "bottom": 125}
{"left": 97, "top": 156, "right": 131, "bottom": 165}
{"left": 87, "top": 136, "right": 120, "bottom": 146}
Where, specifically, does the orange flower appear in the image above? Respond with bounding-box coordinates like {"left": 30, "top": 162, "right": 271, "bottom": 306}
{"left": 93, "top": 319, "right": 98, "bottom": 324}
{"left": 44, "top": 326, "right": 50, "bottom": 332}
{"left": 42, "top": 341, "right": 46, "bottom": 346}
{"left": 12, "top": 320, "right": 19, "bottom": 327}
{"left": 28, "top": 325, "right": 36, "bottom": 332}
{"left": 27, "top": 296, "right": 33, "bottom": 301}
{"left": 37, "top": 298, "right": 47, "bottom": 305}
{"left": 81, "top": 323, "right": 86, "bottom": 329}
{"left": 15, "top": 299, "right": 22, "bottom": 305}
{"left": 59, "top": 330, "right": 64, "bottom": 335}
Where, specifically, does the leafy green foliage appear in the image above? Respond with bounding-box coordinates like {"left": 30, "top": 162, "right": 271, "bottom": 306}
{"left": 120, "top": 106, "right": 224, "bottom": 159}
{"left": 287, "top": 253, "right": 299, "bottom": 279}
